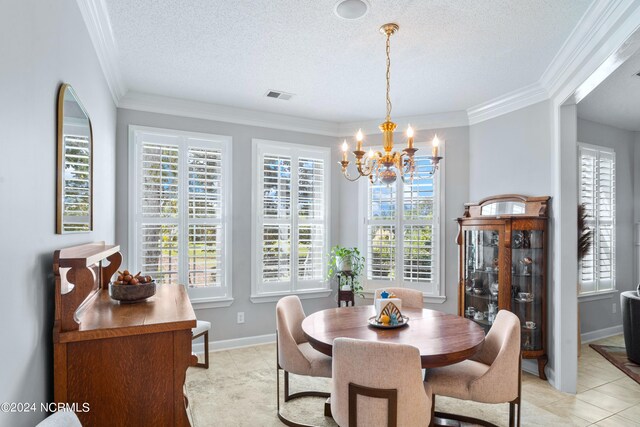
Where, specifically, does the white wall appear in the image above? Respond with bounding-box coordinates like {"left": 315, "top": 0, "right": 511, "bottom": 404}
{"left": 0, "top": 1, "right": 117, "bottom": 425}
{"left": 338, "top": 126, "right": 470, "bottom": 315}
{"left": 115, "top": 109, "right": 340, "bottom": 341}
{"left": 469, "top": 100, "right": 552, "bottom": 200}
{"left": 577, "top": 118, "right": 636, "bottom": 334}
{"left": 469, "top": 100, "right": 557, "bottom": 378}
{"left": 636, "top": 132, "right": 640, "bottom": 224}
{"left": 635, "top": 132, "right": 640, "bottom": 286}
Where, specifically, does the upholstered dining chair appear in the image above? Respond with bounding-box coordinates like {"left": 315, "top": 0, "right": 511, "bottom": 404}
{"left": 36, "top": 410, "right": 82, "bottom": 427}
{"left": 276, "top": 295, "right": 332, "bottom": 427}
{"left": 374, "top": 287, "right": 423, "bottom": 309}
{"left": 424, "top": 310, "right": 522, "bottom": 427}
{"left": 332, "top": 337, "right": 433, "bottom": 427}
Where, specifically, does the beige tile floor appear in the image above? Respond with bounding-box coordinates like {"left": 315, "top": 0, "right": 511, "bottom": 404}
{"left": 185, "top": 335, "right": 640, "bottom": 426}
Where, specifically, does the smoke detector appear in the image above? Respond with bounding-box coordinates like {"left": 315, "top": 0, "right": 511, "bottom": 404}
{"left": 334, "top": 0, "right": 369, "bottom": 20}
{"left": 265, "top": 90, "right": 293, "bottom": 101}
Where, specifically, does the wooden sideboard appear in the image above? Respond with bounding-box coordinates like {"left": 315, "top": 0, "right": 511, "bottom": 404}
{"left": 53, "top": 242, "right": 197, "bottom": 426}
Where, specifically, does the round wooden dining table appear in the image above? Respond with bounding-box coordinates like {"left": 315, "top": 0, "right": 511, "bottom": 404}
{"left": 301, "top": 305, "right": 485, "bottom": 368}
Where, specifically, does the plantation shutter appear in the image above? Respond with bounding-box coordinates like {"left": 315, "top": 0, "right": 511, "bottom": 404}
{"left": 187, "top": 146, "right": 224, "bottom": 288}
{"left": 367, "top": 179, "right": 396, "bottom": 280}
{"left": 297, "top": 157, "right": 325, "bottom": 281}
{"left": 260, "top": 153, "right": 292, "bottom": 285}
{"left": 139, "top": 142, "right": 180, "bottom": 285}
{"left": 253, "top": 140, "right": 330, "bottom": 296}
{"left": 402, "top": 156, "right": 435, "bottom": 282}
{"left": 578, "top": 144, "right": 615, "bottom": 294}
{"left": 132, "top": 128, "right": 231, "bottom": 302}
{"left": 365, "top": 156, "right": 438, "bottom": 284}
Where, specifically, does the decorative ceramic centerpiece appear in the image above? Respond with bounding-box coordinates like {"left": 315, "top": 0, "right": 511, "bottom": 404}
{"left": 369, "top": 290, "right": 409, "bottom": 329}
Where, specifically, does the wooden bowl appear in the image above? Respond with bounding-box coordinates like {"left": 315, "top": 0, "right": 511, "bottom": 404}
{"left": 110, "top": 281, "right": 156, "bottom": 303}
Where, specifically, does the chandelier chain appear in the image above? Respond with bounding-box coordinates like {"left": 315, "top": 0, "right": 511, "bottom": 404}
{"left": 385, "top": 31, "right": 392, "bottom": 121}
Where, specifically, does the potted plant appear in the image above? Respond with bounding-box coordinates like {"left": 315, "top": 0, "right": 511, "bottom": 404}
{"left": 327, "top": 246, "right": 365, "bottom": 296}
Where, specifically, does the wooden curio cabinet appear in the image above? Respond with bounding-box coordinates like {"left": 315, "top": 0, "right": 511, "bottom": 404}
{"left": 457, "top": 194, "right": 550, "bottom": 379}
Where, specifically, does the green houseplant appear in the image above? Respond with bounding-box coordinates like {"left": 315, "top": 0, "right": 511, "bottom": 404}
{"left": 327, "top": 246, "right": 365, "bottom": 296}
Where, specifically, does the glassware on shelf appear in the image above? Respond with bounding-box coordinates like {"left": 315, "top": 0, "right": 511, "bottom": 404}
{"left": 490, "top": 282, "right": 499, "bottom": 297}
{"left": 512, "top": 231, "right": 523, "bottom": 248}
{"left": 519, "top": 256, "right": 532, "bottom": 276}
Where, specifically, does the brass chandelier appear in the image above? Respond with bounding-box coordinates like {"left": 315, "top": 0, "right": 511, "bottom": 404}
{"left": 340, "top": 23, "right": 443, "bottom": 185}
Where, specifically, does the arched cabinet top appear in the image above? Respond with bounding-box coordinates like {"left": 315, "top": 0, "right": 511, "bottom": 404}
{"left": 461, "top": 194, "right": 550, "bottom": 219}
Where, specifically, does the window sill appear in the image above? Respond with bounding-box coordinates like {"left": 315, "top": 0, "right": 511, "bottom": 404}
{"left": 191, "top": 297, "right": 234, "bottom": 309}
{"left": 578, "top": 290, "right": 618, "bottom": 302}
{"left": 361, "top": 290, "right": 446, "bottom": 304}
{"left": 251, "top": 289, "right": 332, "bottom": 304}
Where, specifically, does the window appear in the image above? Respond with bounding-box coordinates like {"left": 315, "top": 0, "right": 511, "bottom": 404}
{"left": 252, "top": 139, "right": 331, "bottom": 301}
{"left": 360, "top": 154, "right": 443, "bottom": 299}
{"left": 578, "top": 143, "right": 616, "bottom": 295}
{"left": 129, "top": 126, "right": 232, "bottom": 306}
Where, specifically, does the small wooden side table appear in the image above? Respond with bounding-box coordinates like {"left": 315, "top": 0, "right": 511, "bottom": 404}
{"left": 335, "top": 271, "right": 356, "bottom": 307}
{"left": 337, "top": 289, "right": 355, "bottom": 307}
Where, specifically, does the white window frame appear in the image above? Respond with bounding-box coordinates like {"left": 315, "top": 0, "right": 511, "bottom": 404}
{"left": 578, "top": 142, "right": 616, "bottom": 297}
{"left": 251, "top": 139, "right": 332, "bottom": 303}
{"left": 128, "top": 125, "right": 233, "bottom": 308}
{"left": 358, "top": 142, "right": 445, "bottom": 303}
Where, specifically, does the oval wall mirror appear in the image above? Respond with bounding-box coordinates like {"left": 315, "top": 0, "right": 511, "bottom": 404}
{"left": 56, "top": 83, "right": 93, "bottom": 233}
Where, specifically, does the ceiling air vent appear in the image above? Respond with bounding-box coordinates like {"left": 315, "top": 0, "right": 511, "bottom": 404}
{"left": 265, "top": 90, "right": 293, "bottom": 101}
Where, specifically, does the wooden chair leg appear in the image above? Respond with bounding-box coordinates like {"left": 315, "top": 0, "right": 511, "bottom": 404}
{"left": 194, "top": 330, "right": 209, "bottom": 369}
{"left": 203, "top": 330, "right": 209, "bottom": 369}
{"left": 430, "top": 394, "right": 436, "bottom": 427}
{"left": 509, "top": 402, "right": 515, "bottom": 427}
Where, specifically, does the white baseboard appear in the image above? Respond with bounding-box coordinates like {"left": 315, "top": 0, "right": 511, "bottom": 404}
{"left": 521, "top": 359, "right": 538, "bottom": 377}
{"left": 192, "top": 333, "right": 276, "bottom": 354}
{"left": 580, "top": 325, "right": 623, "bottom": 344}
{"left": 521, "top": 359, "right": 555, "bottom": 388}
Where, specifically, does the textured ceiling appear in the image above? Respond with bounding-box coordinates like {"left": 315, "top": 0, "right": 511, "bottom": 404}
{"left": 578, "top": 48, "right": 640, "bottom": 132}
{"left": 106, "top": 0, "right": 592, "bottom": 122}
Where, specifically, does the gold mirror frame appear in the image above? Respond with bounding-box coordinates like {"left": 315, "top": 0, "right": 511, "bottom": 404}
{"left": 56, "top": 83, "right": 93, "bottom": 234}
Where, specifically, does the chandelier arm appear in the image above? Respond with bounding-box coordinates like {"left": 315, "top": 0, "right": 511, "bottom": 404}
{"left": 369, "top": 161, "right": 382, "bottom": 185}
{"left": 399, "top": 156, "right": 413, "bottom": 184}
{"left": 341, "top": 167, "right": 362, "bottom": 182}
{"left": 356, "top": 153, "right": 378, "bottom": 176}
{"left": 339, "top": 161, "right": 363, "bottom": 182}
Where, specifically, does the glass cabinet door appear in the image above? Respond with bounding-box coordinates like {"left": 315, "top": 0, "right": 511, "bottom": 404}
{"left": 511, "top": 229, "right": 544, "bottom": 351}
{"left": 463, "top": 228, "right": 501, "bottom": 333}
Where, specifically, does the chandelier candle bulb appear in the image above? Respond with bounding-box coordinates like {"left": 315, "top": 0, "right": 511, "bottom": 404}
{"left": 356, "top": 129, "right": 363, "bottom": 152}
{"left": 432, "top": 135, "right": 440, "bottom": 158}
{"left": 342, "top": 140, "right": 349, "bottom": 162}
{"left": 407, "top": 125, "right": 414, "bottom": 149}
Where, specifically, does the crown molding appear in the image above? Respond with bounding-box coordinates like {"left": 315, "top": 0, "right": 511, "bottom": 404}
{"left": 119, "top": 92, "right": 342, "bottom": 136}
{"left": 79, "top": 0, "right": 639, "bottom": 131}
{"left": 338, "top": 111, "right": 469, "bottom": 136}
{"left": 540, "top": 0, "right": 637, "bottom": 99}
{"left": 466, "top": 0, "right": 639, "bottom": 125}
{"left": 466, "top": 82, "right": 548, "bottom": 125}
{"left": 76, "top": 0, "right": 126, "bottom": 104}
